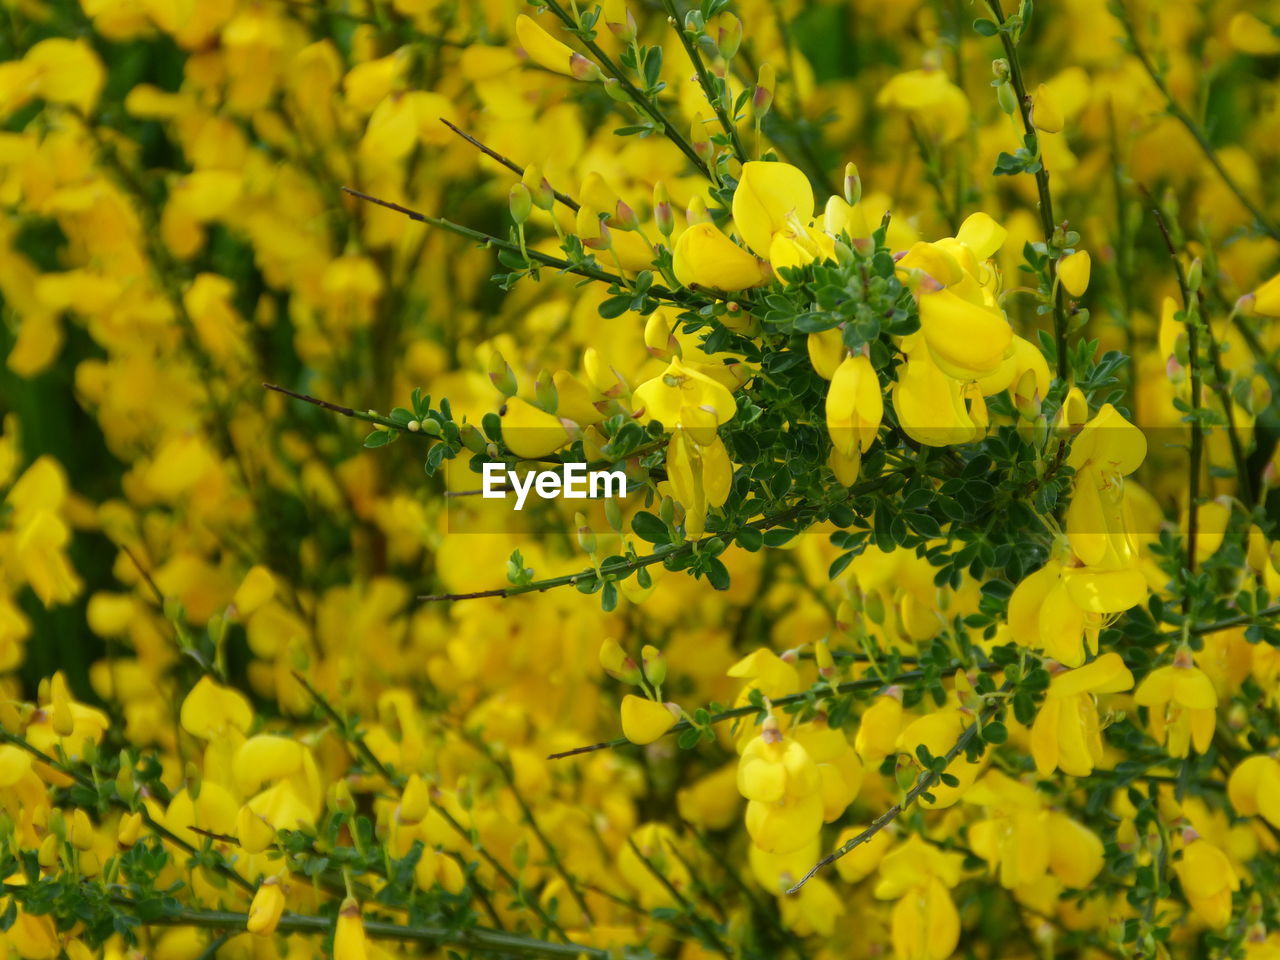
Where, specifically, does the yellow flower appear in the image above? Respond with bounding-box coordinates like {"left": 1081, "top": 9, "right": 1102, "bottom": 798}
{"left": 1030, "top": 652, "right": 1134, "bottom": 776}
{"left": 855, "top": 690, "right": 904, "bottom": 764}
{"left": 672, "top": 222, "right": 767, "bottom": 290}
{"left": 514, "top": 14, "right": 574, "bottom": 76}
{"left": 179, "top": 676, "right": 253, "bottom": 741}
{"left": 891, "top": 341, "right": 982, "bottom": 448}
{"left": 1228, "top": 755, "right": 1280, "bottom": 828}
{"left": 620, "top": 695, "right": 679, "bottom": 745}
{"left": 1134, "top": 660, "right": 1218, "bottom": 757}
{"left": 895, "top": 710, "right": 985, "bottom": 808}
{"left": 499, "top": 396, "right": 572, "bottom": 459}
{"left": 1228, "top": 12, "right": 1280, "bottom": 55}
{"left": 877, "top": 68, "right": 970, "bottom": 143}
{"left": 1031, "top": 83, "right": 1064, "bottom": 133}
{"left": 1174, "top": 834, "right": 1239, "bottom": 929}
{"left": 247, "top": 877, "right": 286, "bottom": 936}
{"left": 632, "top": 356, "right": 737, "bottom": 429}
{"left": 1058, "top": 250, "right": 1091, "bottom": 297}
{"left": 826, "top": 353, "right": 883, "bottom": 464}
{"left": 334, "top": 898, "right": 368, "bottom": 960}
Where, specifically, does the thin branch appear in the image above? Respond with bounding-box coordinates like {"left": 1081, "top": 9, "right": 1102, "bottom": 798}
{"left": 625, "top": 838, "right": 734, "bottom": 958}
{"left": 982, "top": 1, "right": 1071, "bottom": 382}
{"left": 0, "top": 728, "right": 254, "bottom": 894}
{"left": 1146, "top": 200, "right": 1203, "bottom": 578}
{"left": 785, "top": 691, "right": 1006, "bottom": 893}
{"left": 663, "top": 0, "right": 748, "bottom": 165}
{"left": 439, "top": 119, "right": 580, "bottom": 211}
{"left": 340, "top": 186, "right": 708, "bottom": 305}
{"left": 102, "top": 894, "right": 626, "bottom": 959}
{"left": 1116, "top": 2, "right": 1280, "bottom": 242}
{"left": 538, "top": 0, "right": 714, "bottom": 180}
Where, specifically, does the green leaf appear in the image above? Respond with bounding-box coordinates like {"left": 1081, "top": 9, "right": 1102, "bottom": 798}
{"left": 363, "top": 429, "right": 394, "bottom": 448}
{"left": 631, "top": 511, "right": 670, "bottom": 544}
{"left": 972, "top": 17, "right": 999, "bottom": 36}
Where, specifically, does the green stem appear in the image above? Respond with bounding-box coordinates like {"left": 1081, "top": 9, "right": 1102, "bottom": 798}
{"left": 785, "top": 689, "right": 1008, "bottom": 893}
{"left": 982, "top": 1, "right": 1071, "bottom": 382}
{"left": 102, "top": 896, "right": 627, "bottom": 959}
{"left": 664, "top": 0, "right": 748, "bottom": 165}
{"left": 539, "top": 0, "right": 713, "bottom": 180}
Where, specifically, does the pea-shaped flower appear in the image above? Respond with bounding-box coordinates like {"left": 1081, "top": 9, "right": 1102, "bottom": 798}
{"left": 1134, "top": 659, "right": 1218, "bottom": 757}
{"left": 1030, "top": 652, "right": 1134, "bottom": 776}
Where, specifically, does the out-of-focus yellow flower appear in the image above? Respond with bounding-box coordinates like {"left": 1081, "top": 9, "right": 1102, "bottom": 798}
{"left": 1058, "top": 250, "right": 1091, "bottom": 297}
{"left": 1228, "top": 13, "right": 1280, "bottom": 55}
{"left": 1175, "top": 833, "right": 1239, "bottom": 928}
{"left": 877, "top": 68, "right": 969, "bottom": 143}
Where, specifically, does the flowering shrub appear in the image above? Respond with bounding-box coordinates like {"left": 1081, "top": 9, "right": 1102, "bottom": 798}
{"left": 1, "top": 0, "right": 1280, "bottom": 959}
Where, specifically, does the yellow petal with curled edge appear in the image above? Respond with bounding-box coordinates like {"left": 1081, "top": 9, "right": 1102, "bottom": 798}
{"left": 917, "top": 288, "right": 1012, "bottom": 380}
{"left": 673, "top": 222, "right": 765, "bottom": 290}
{"left": 552, "top": 370, "right": 604, "bottom": 426}
{"left": 1133, "top": 665, "right": 1176, "bottom": 707}
{"left": 1227, "top": 754, "right": 1273, "bottom": 817}
{"left": 1049, "top": 651, "right": 1133, "bottom": 698}
{"left": 499, "top": 396, "right": 571, "bottom": 458}
{"left": 26, "top": 38, "right": 106, "bottom": 114}
{"left": 1066, "top": 403, "right": 1146, "bottom": 475}
{"left": 1008, "top": 560, "right": 1060, "bottom": 649}
{"left": 235, "top": 735, "right": 306, "bottom": 792}
{"left": 620, "top": 695, "right": 679, "bottom": 745}
{"left": 1038, "top": 581, "right": 1086, "bottom": 666}
{"left": 632, "top": 356, "right": 737, "bottom": 427}
{"left": 1048, "top": 813, "right": 1104, "bottom": 887}
{"left": 1257, "top": 761, "right": 1280, "bottom": 828}
{"left": 897, "top": 241, "right": 964, "bottom": 287}
{"left": 955, "top": 212, "right": 1008, "bottom": 261}
{"left": 732, "top": 160, "right": 814, "bottom": 259}
{"left": 514, "top": 14, "right": 574, "bottom": 76}
{"left": 181, "top": 675, "right": 253, "bottom": 740}
{"left": 701, "top": 436, "right": 732, "bottom": 507}
{"left": 233, "top": 565, "right": 275, "bottom": 617}
{"left": 1062, "top": 566, "right": 1146, "bottom": 614}
{"left": 1172, "top": 667, "right": 1218, "bottom": 710}
{"left": 826, "top": 353, "right": 882, "bottom": 456}
{"left": 1030, "top": 698, "right": 1061, "bottom": 776}
{"left": 891, "top": 348, "right": 980, "bottom": 448}
{"left": 738, "top": 739, "right": 787, "bottom": 803}
{"left": 1228, "top": 12, "right": 1280, "bottom": 56}
{"left": 828, "top": 444, "right": 860, "bottom": 487}
{"left": 823, "top": 195, "right": 871, "bottom": 240}
{"left": 808, "top": 327, "right": 844, "bottom": 380}
{"left": 744, "top": 792, "right": 824, "bottom": 854}
{"left": 890, "top": 876, "right": 960, "bottom": 960}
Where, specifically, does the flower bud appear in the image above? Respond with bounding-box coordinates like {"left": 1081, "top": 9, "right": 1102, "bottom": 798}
{"left": 690, "top": 112, "right": 715, "bottom": 167}
{"left": 992, "top": 58, "right": 1010, "bottom": 81}
{"left": 508, "top": 182, "right": 532, "bottom": 225}
{"left": 606, "top": 7, "right": 637, "bottom": 43}
{"left": 815, "top": 640, "right": 836, "bottom": 680}
{"left": 1187, "top": 257, "right": 1203, "bottom": 294}
{"left": 38, "top": 833, "right": 59, "bottom": 868}
{"left": 335, "top": 898, "right": 367, "bottom": 960}
{"left": 50, "top": 672, "right": 74, "bottom": 737}
{"left": 718, "top": 14, "right": 743, "bottom": 59}
{"left": 653, "top": 181, "right": 674, "bottom": 237}
{"left": 117, "top": 811, "right": 142, "bottom": 848}
{"left": 996, "top": 80, "right": 1018, "bottom": 116}
{"left": 487, "top": 349, "right": 518, "bottom": 397}
{"left": 576, "top": 512, "right": 597, "bottom": 555}
{"left": 603, "top": 77, "right": 631, "bottom": 102}
{"left": 641, "top": 644, "right": 666, "bottom": 686}
{"left": 570, "top": 52, "right": 603, "bottom": 82}
{"left": 399, "top": 774, "right": 431, "bottom": 825}
{"left": 459, "top": 423, "right": 488, "bottom": 455}
{"left": 686, "top": 195, "right": 711, "bottom": 226}
{"left": 421, "top": 418, "right": 443, "bottom": 437}
{"left": 535, "top": 369, "right": 558, "bottom": 413}
{"left": 69, "top": 809, "right": 95, "bottom": 851}
{"left": 247, "top": 877, "right": 286, "bottom": 937}
{"left": 600, "top": 639, "right": 643, "bottom": 684}
{"left": 522, "top": 163, "right": 555, "bottom": 211}
{"left": 1058, "top": 250, "right": 1091, "bottom": 297}
{"left": 843, "top": 162, "right": 861, "bottom": 206}
{"left": 613, "top": 199, "right": 639, "bottom": 231}
{"left": 753, "top": 63, "right": 775, "bottom": 117}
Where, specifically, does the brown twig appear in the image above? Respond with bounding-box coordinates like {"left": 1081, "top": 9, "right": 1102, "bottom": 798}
{"left": 439, "top": 119, "right": 580, "bottom": 211}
